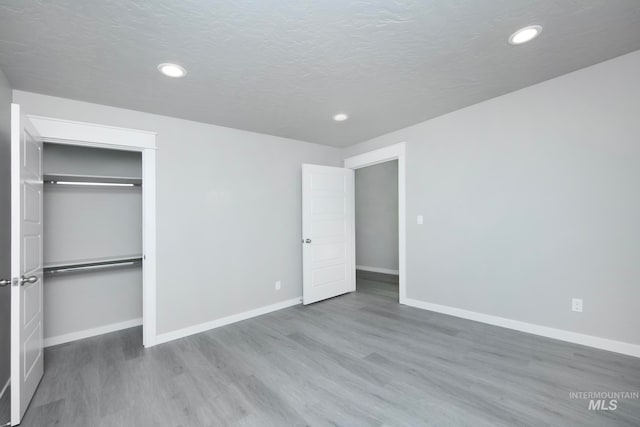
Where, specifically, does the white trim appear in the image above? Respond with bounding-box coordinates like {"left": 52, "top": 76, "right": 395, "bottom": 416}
{"left": 25, "top": 112, "right": 158, "bottom": 348}
{"left": 0, "top": 378, "right": 9, "bottom": 401}
{"left": 141, "top": 149, "right": 157, "bottom": 347}
{"left": 10, "top": 104, "right": 21, "bottom": 426}
{"left": 404, "top": 298, "right": 640, "bottom": 358}
{"left": 344, "top": 143, "right": 405, "bottom": 170}
{"left": 27, "top": 115, "right": 156, "bottom": 150}
{"left": 44, "top": 318, "right": 143, "bottom": 348}
{"left": 356, "top": 265, "right": 399, "bottom": 275}
{"left": 155, "top": 298, "right": 301, "bottom": 345}
{"left": 344, "top": 142, "right": 407, "bottom": 303}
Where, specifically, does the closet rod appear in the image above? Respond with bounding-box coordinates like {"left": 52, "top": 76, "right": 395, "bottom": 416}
{"left": 44, "top": 257, "right": 142, "bottom": 275}
{"left": 45, "top": 180, "right": 141, "bottom": 187}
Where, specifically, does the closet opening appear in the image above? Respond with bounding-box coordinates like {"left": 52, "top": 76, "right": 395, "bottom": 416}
{"left": 354, "top": 160, "right": 400, "bottom": 302}
{"left": 344, "top": 142, "right": 407, "bottom": 303}
{"left": 42, "top": 143, "right": 144, "bottom": 348}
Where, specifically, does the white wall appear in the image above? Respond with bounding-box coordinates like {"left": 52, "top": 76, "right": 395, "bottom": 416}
{"left": 345, "top": 50, "right": 640, "bottom": 346}
{"left": 0, "top": 68, "right": 11, "bottom": 392}
{"left": 355, "top": 161, "right": 398, "bottom": 272}
{"left": 14, "top": 90, "right": 342, "bottom": 336}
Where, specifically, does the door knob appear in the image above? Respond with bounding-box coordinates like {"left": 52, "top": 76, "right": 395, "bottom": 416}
{"left": 20, "top": 275, "right": 38, "bottom": 286}
{"left": 0, "top": 278, "right": 11, "bottom": 287}
{"left": 305, "top": 238, "right": 312, "bottom": 244}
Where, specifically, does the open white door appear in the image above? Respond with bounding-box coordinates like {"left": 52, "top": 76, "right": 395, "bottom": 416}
{"left": 302, "top": 164, "right": 355, "bottom": 305}
{"left": 10, "top": 104, "right": 44, "bottom": 426}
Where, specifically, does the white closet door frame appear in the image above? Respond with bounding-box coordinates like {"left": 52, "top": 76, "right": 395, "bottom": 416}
{"left": 26, "top": 114, "right": 159, "bottom": 348}
{"left": 344, "top": 142, "right": 407, "bottom": 304}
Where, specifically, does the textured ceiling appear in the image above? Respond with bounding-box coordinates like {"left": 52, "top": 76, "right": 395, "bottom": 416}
{"left": 1, "top": 1, "right": 640, "bottom": 147}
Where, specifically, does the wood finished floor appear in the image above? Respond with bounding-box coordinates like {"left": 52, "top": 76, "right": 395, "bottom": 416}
{"left": 19, "top": 271, "right": 640, "bottom": 426}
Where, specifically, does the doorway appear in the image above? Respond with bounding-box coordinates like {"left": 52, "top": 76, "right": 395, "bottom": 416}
{"left": 9, "top": 109, "right": 157, "bottom": 426}
{"left": 41, "top": 143, "right": 143, "bottom": 349}
{"left": 344, "top": 142, "right": 406, "bottom": 303}
{"left": 300, "top": 143, "right": 406, "bottom": 306}
{"left": 26, "top": 113, "right": 158, "bottom": 347}
{"left": 354, "top": 159, "right": 399, "bottom": 301}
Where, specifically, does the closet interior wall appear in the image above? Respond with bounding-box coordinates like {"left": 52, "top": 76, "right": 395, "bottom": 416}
{"left": 43, "top": 144, "right": 142, "bottom": 344}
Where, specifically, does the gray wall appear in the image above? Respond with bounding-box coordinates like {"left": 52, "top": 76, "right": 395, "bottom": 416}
{"left": 44, "top": 268, "right": 142, "bottom": 339}
{"left": 16, "top": 50, "right": 639, "bottom": 347}
{"left": 355, "top": 161, "right": 398, "bottom": 272}
{"left": 44, "top": 144, "right": 142, "bottom": 179}
{"left": 344, "top": 50, "right": 640, "bottom": 345}
{"left": 43, "top": 144, "right": 142, "bottom": 340}
{"left": 44, "top": 185, "right": 142, "bottom": 264}
{"left": 14, "top": 90, "right": 342, "bottom": 335}
{"left": 0, "top": 68, "right": 12, "bottom": 392}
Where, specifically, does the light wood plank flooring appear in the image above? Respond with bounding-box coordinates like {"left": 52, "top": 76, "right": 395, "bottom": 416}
{"left": 18, "top": 271, "right": 640, "bottom": 426}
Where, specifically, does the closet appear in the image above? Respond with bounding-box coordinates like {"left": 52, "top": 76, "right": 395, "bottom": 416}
{"left": 42, "top": 143, "right": 143, "bottom": 346}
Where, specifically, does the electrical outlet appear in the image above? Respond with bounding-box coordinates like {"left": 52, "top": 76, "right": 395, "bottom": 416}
{"left": 417, "top": 215, "right": 424, "bottom": 225}
{"left": 572, "top": 298, "right": 583, "bottom": 312}
{"left": 275, "top": 281, "right": 281, "bottom": 291}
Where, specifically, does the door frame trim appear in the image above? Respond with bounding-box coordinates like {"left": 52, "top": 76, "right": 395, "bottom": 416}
{"left": 26, "top": 114, "right": 158, "bottom": 348}
{"left": 344, "top": 142, "right": 407, "bottom": 304}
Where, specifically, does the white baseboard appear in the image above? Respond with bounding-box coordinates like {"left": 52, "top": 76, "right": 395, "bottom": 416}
{"left": 403, "top": 298, "right": 640, "bottom": 358}
{"left": 44, "top": 318, "right": 143, "bottom": 348}
{"left": 0, "top": 377, "right": 9, "bottom": 401}
{"left": 356, "top": 265, "right": 399, "bottom": 275}
{"left": 154, "top": 297, "right": 302, "bottom": 346}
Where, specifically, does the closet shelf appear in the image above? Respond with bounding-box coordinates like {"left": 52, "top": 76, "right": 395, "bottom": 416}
{"left": 44, "top": 255, "right": 143, "bottom": 275}
{"left": 43, "top": 173, "right": 142, "bottom": 185}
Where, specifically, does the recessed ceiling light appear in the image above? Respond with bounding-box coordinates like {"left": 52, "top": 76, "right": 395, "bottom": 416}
{"left": 158, "top": 63, "right": 187, "bottom": 78}
{"left": 508, "top": 25, "right": 542, "bottom": 45}
{"left": 333, "top": 113, "right": 349, "bottom": 122}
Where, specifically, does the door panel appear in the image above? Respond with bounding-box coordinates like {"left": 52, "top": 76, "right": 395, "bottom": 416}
{"left": 22, "top": 236, "right": 40, "bottom": 273}
{"left": 312, "top": 242, "right": 345, "bottom": 262}
{"left": 302, "top": 164, "right": 355, "bottom": 305}
{"left": 311, "top": 195, "right": 345, "bottom": 214}
{"left": 312, "top": 218, "right": 343, "bottom": 238}
{"left": 23, "top": 187, "right": 40, "bottom": 223}
{"left": 23, "top": 283, "right": 41, "bottom": 326}
{"left": 312, "top": 264, "right": 346, "bottom": 287}
{"left": 11, "top": 104, "right": 44, "bottom": 426}
{"left": 23, "top": 138, "right": 40, "bottom": 176}
{"left": 23, "top": 324, "right": 41, "bottom": 378}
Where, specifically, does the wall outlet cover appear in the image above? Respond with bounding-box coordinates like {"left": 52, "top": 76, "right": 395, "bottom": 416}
{"left": 571, "top": 298, "right": 583, "bottom": 312}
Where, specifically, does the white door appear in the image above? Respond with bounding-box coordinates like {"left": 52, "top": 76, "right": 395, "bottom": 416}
{"left": 10, "top": 104, "right": 44, "bottom": 426}
{"left": 302, "top": 164, "right": 355, "bottom": 304}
